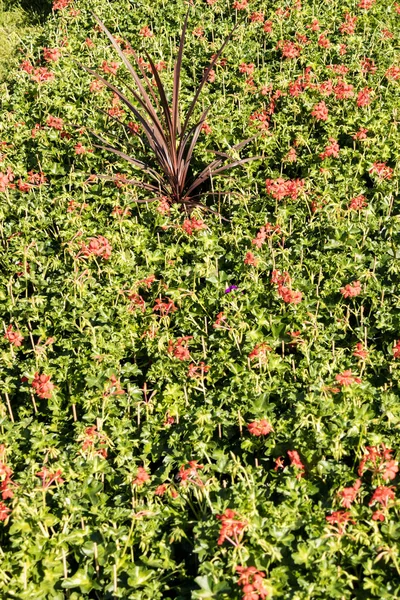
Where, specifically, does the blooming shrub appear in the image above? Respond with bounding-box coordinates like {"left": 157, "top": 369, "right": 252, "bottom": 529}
{"left": 1, "top": 0, "right": 400, "bottom": 597}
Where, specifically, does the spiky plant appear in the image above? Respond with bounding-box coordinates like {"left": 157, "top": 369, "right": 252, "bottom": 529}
{"left": 80, "top": 13, "right": 260, "bottom": 213}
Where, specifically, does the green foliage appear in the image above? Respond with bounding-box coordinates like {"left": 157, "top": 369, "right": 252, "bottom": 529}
{"left": 0, "top": 0, "right": 400, "bottom": 598}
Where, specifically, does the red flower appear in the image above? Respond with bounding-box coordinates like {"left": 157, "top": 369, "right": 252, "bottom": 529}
{"left": 248, "top": 343, "right": 271, "bottom": 363}
{"left": 263, "top": 20, "right": 273, "bottom": 33}
{"left": 353, "top": 342, "right": 368, "bottom": 359}
{"left": 90, "top": 79, "right": 104, "bottom": 93}
{"left": 311, "top": 101, "right": 329, "bottom": 121}
{"left": 182, "top": 217, "right": 206, "bottom": 235}
{"left": 187, "top": 362, "right": 209, "bottom": 378}
{"left": 349, "top": 195, "right": 367, "bottom": 210}
{"left": 168, "top": 337, "right": 193, "bottom": 361}
{"left": 357, "top": 87, "right": 372, "bottom": 107}
{"left": 382, "top": 460, "right": 399, "bottom": 481}
{"left": 265, "top": 177, "right": 304, "bottom": 200}
{"left": 154, "top": 484, "right": 168, "bottom": 496}
{"left": 338, "top": 479, "right": 361, "bottom": 508}
{"left": 132, "top": 466, "right": 150, "bottom": 486}
{"left": 232, "top": 0, "right": 248, "bottom": 9}
{"left": 79, "top": 236, "right": 112, "bottom": 260}
{"left": 153, "top": 298, "right": 177, "bottom": 316}
{"left": 244, "top": 251, "right": 258, "bottom": 266}
{"left": 393, "top": 340, "right": 400, "bottom": 359}
{"left": 213, "top": 312, "right": 227, "bottom": 329}
{"left": 52, "top": 0, "right": 71, "bottom": 9}
{"left": 32, "top": 373, "right": 55, "bottom": 399}
{"left": 178, "top": 461, "right": 204, "bottom": 487}
{"left": 372, "top": 510, "right": 385, "bottom": 521}
{"left": 334, "top": 79, "right": 354, "bottom": 100}
{"left": 247, "top": 419, "right": 273, "bottom": 436}
{"left": 287, "top": 450, "right": 305, "bottom": 472}
{"left": 335, "top": 370, "right": 361, "bottom": 386}
{"left": 239, "top": 63, "right": 255, "bottom": 75}
{"left": 0, "top": 502, "right": 11, "bottom": 521}
{"left": 319, "top": 138, "right": 340, "bottom": 160}
{"left": 326, "top": 510, "right": 353, "bottom": 532}
{"left": 353, "top": 127, "right": 368, "bottom": 140}
{"left": 43, "top": 48, "right": 61, "bottom": 62}
{"left": 101, "top": 60, "right": 119, "bottom": 76}
{"left": 369, "top": 162, "right": 393, "bottom": 180}
{"left": 201, "top": 122, "right": 212, "bottom": 135}
{"left": 340, "top": 280, "right": 361, "bottom": 298}
{"left": 36, "top": 467, "right": 64, "bottom": 489}
{"left": 278, "top": 40, "right": 301, "bottom": 59}
{"left": 339, "top": 13, "right": 357, "bottom": 35}
{"left": 216, "top": 509, "right": 247, "bottom": 546}
{"left": 74, "top": 142, "right": 92, "bottom": 155}
{"left": 318, "top": 34, "right": 330, "bottom": 48}
{"left": 4, "top": 325, "right": 24, "bottom": 347}
{"left": 386, "top": 65, "right": 400, "bottom": 81}
{"left": 47, "top": 115, "right": 64, "bottom": 130}
{"left": 358, "top": 0, "right": 374, "bottom": 8}
{"left": 31, "top": 67, "right": 55, "bottom": 84}
{"left": 250, "top": 11, "right": 264, "bottom": 22}
{"left": 139, "top": 25, "right": 153, "bottom": 38}
{"left": 236, "top": 566, "right": 269, "bottom": 599}
{"left": 369, "top": 486, "right": 395, "bottom": 508}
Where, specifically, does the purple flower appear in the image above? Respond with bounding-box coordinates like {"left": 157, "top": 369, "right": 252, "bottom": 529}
{"left": 224, "top": 285, "right": 238, "bottom": 294}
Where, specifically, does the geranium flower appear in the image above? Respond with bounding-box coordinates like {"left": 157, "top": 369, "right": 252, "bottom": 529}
{"left": 340, "top": 281, "right": 361, "bottom": 298}
{"left": 43, "top": 48, "right": 61, "bottom": 62}
{"left": 132, "top": 467, "right": 150, "bottom": 486}
{"left": 4, "top": 325, "right": 24, "bottom": 347}
{"left": 36, "top": 468, "right": 64, "bottom": 489}
{"left": 47, "top": 115, "right": 64, "bottom": 130}
{"left": 369, "top": 486, "right": 395, "bottom": 508}
{"left": 32, "top": 373, "right": 55, "bottom": 399}
{"left": 335, "top": 370, "right": 361, "bottom": 386}
{"left": 393, "top": 340, "right": 400, "bottom": 358}
{"left": 153, "top": 298, "right": 177, "bottom": 316}
{"left": 216, "top": 509, "right": 247, "bottom": 546}
{"left": 339, "top": 13, "right": 357, "bottom": 35}
{"left": 244, "top": 251, "right": 258, "bottom": 266}
{"left": 311, "top": 101, "right": 329, "bottom": 121}
{"left": 326, "top": 510, "right": 353, "bottom": 532}
{"left": 0, "top": 502, "right": 11, "bottom": 521}
{"left": 369, "top": 162, "right": 393, "bottom": 180}
{"left": 349, "top": 195, "right": 367, "bottom": 210}
{"left": 236, "top": 566, "right": 269, "bottom": 599}
{"left": 338, "top": 479, "right": 361, "bottom": 508}
{"left": 353, "top": 342, "right": 368, "bottom": 359}
{"left": 168, "top": 337, "right": 192, "bottom": 361}
{"left": 287, "top": 450, "right": 305, "bottom": 471}
{"left": 357, "top": 88, "right": 372, "bottom": 107}
{"left": 79, "top": 236, "right": 112, "bottom": 260}
{"left": 247, "top": 419, "right": 273, "bottom": 436}
{"left": 178, "top": 461, "right": 204, "bottom": 487}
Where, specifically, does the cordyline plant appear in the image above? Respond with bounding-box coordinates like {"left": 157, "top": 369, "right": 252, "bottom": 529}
{"left": 80, "top": 13, "right": 260, "bottom": 213}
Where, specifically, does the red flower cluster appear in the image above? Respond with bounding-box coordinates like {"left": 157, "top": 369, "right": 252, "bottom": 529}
{"left": 319, "top": 138, "right": 340, "bottom": 160}
{"left": 236, "top": 566, "right": 269, "bottom": 599}
{"left": 0, "top": 166, "right": 15, "bottom": 192}
{"left": 101, "top": 60, "right": 119, "bottom": 76}
{"left": 265, "top": 177, "right": 304, "bottom": 201}
{"left": 168, "top": 336, "right": 193, "bottom": 361}
{"left": 340, "top": 280, "right": 361, "bottom": 298}
{"left": 43, "top": 48, "right": 61, "bottom": 62}
{"left": 335, "top": 370, "right": 361, "bottom": 386}
{"left": 358, "top": 444, "right": 398, "bottom": 480}
{"left": 369, "top": 486, "right": 395, "bottom": 508}
{"left": 277, "top": 40, "right": 301, "bottom": 59}
{"left": 244, "top": 251, "right": 258, "bottom": 266}
{"left": 369, "top": 162, "right": 393, "bottom": 180}
{"left": 353, "top": 342, "right": 368, "bottom": 359}
{"left": 79, "top": 236, "right": 112, "bottom": 260}
{"left": 357, "top": 87, "right": 372, "bottom": 107}
{"left": 248, "top": 342, "right": 271, "bottom": 364}
{"left": 4, "top": 325, "right": 24, "bottom": 347}
{"left": 339, "top": 13, "right": 357, "bottom": 35}
{"left": 326, "top": 510, "right": 353, "bottom": 533}
{"left": 216, "top": 509, "right": 247, "bottom": 546}
{"left": 36, "top": 467, "right": 64, "bottom": 489}
{"left": 187, "top": 362, "right": 210, "bottom": 378}
{"left": 287, "top": 450, "right": 305, "bottom": 475}
{"left": 182, "top": 217, "right": 206, "bottom": 235}
{"left": 132, "top": 467, "right": 150, "bottom": 486}
{"left": 32, "top": 373, "right": 55, "bottom": 399}
{"left": 47, "top": 115, "right": 64, "bottom": 130}
{"left": 80, "top": 425, "right": 108, "bottom": 458}
{"left": 153, "top": 298, "right": 177, "bottom": 316}
{"left": 104, "top": 374, "right": 125, "bottom": 397}
{"left": 252, "top": 223, "right": 281, "bottom": 248}
{"left": 52, "top": 0, "right": 71, "bottom": 8}
{"left": 178, "top": 461, "right": 204, "bottom": 487}
{"left": 349, "top": 195, "right": 367, "bottom": 211}
{"left": 271, "top": 270, "right": 303, "bottom": 305}
{"left": 247, "top": 419, "right": 273, "bottom": 436}
{"left": 311, "top": 101, "right": 329, "bottom": 121}
{"left": 338, "top": 479, "right": 361, "bottom": 508}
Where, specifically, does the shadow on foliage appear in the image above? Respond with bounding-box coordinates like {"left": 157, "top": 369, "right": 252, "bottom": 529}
{"left": 3, "top": 0, "right": 52, "bottom": 22}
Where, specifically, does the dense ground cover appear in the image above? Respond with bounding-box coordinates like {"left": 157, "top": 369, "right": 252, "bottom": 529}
{"left": 1, "top": 0, "right": 400, "bottom": 597}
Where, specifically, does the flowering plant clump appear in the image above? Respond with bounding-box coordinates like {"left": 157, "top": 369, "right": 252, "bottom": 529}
{"left": 1, "top": 0, "right": 400, "bottom": 597}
